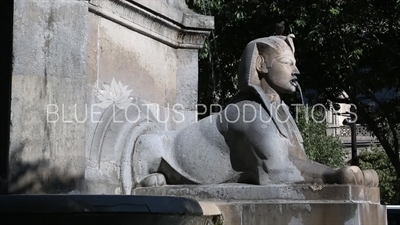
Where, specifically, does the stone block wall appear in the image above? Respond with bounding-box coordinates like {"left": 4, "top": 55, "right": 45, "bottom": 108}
{"left": 10, "top": 0, "right": 88, "bottom": 193}
{"left": 9, "top": 0, "right": 213, "bottom": 194}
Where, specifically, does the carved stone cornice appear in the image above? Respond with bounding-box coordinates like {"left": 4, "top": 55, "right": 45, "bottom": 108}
{"left": 88, "top": 0, "right": 214, "bottom": 49}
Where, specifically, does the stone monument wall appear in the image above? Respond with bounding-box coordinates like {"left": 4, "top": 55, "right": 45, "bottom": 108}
{"left": 9, "top": 0, "right": 213, "bottom": 194}
{"left": 10, "top": 0, "right": 89, "bottom": 194}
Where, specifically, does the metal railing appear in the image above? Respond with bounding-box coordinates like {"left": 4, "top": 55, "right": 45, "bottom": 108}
{"left": 339, "top": 125, "right": 374, "bottom": 137}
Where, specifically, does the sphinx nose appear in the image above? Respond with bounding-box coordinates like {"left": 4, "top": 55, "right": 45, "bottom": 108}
{"left": 292, "top": 67, "right": 300, "bottom": 76}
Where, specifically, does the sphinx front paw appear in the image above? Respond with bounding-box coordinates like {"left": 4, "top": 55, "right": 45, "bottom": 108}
{"left": 336, "top": 166, "right": 364, "bottom": 186}
{"left": 362, "top": 169, "right": 379, "bottom": 187}
{"left": 139, "top": 173, "right": 167, "bottom": 187}
{"left": 324, "top": 166, "right": 364, "bottom": 186}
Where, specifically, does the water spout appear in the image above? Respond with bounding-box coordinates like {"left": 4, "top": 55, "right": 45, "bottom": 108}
{"left": 294, "top": 81, "right": 305, "bottom": 105}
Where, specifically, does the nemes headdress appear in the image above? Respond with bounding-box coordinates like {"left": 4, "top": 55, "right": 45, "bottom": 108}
{"left": 235, "top": 34, "right": 296, "bottom": 138}
{"left": 238, "top": 34, "right": 295, "bottom": 91}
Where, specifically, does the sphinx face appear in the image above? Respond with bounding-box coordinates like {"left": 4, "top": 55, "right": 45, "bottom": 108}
{"left": 264, "top": 54, "right": 300, "bottom": 94}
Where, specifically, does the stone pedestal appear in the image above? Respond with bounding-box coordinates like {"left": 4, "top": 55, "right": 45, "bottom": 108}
{"left": 0, "top": 195, "right": 221, "bottom": 225}
{"left": 132, "top": 184, "right": 388, "bottom": 225}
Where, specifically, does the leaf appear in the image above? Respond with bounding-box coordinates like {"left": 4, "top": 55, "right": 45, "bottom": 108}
{"left": 96, "top": 93, "right": 107, "bottom": 102}
{"left": 307, "top": 30, "right": 318, "bottom": 39}
{"left": 120, "top": 89, "right": 133, "bottom": 102}
{"left": 121, "top": 85, "right": 129, "bottom": 95}
{"left": 111, "top": 78, "right": 120, "bottom": 100}
{"left": 329, "top": 8, "right": 340, "bottom": 15}
{"left": 103, "top": 84, "right": 111, "bottom": 93}
{"left": 97, "top": 100, "right": 113, "bottom": 109}
{"left": 117, "top": 102, "right": 133, "bottom": 110}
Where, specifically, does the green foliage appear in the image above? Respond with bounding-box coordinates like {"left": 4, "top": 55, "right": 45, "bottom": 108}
{"left": 359, "top": 145, "right": 400, "bottom": 204}
{"left": 295, "top": 106, "right": 345, "bottom": 168}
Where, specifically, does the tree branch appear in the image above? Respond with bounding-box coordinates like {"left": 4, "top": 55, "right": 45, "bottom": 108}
{"left": 345, "top": 87, "right": 400, "bottom": 178}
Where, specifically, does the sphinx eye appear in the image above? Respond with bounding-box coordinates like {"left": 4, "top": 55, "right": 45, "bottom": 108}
{"left": 278, "top": 59, "right": 294, "bottom": 66}
{"left": 285, "top": 61, "right": 293, "bottom": 66}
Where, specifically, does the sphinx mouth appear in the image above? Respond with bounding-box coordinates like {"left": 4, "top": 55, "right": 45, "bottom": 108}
{"left": 290, "top": 76, "right": 298, "bottom": 87}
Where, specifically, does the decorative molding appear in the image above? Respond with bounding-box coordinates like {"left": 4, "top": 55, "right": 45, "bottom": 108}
{"left": 86, "top": 102, "right": 162, "bottom": 194}
{"left": 88, "top": 0, "right": 213, "bottom": 49}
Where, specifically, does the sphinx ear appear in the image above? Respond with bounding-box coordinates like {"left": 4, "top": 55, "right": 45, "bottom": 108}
{"left": 256, "top": 55, "right": 268, "bottom": 74}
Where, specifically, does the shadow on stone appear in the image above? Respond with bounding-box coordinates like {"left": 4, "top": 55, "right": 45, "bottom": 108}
{"left": 8, "top": 144, "right": 83, "bottom": 194}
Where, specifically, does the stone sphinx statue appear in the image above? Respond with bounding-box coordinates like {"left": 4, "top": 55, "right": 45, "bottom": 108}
{"left": 131, "top": 34, "right": 379, "bottom": 190}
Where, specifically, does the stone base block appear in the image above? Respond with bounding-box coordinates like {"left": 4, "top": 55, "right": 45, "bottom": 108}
{"left": 132, "top": 184, "right": 381, "bottom": 203}
{"left": 216, "top": 202, "right": 387, "bottom": 225}
{"left": 132, "top": 184, "right": 387, "bottom": 225}
{"left": 0, "top": 195, "right": 221, "bottom": 225}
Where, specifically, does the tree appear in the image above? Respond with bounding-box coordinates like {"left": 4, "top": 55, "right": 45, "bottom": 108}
{"left": 359, "top": 145, "right": 400, "bottom": 204}
{"left": 295, "top": 106, "right": 345, "bottom": 168}
{"left": 187, "top": 0, "right": 400, "bottom": 189}
{"left": 281, "top": 0, "right": 400, "bottom": 183}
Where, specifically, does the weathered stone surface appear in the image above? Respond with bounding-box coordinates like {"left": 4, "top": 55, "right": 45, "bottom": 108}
{"left": 176, "top": 49, "right": 199, "bottom": 110}
{"left": 83, "top": 100, "right": 168, "bottom": 193}
{"left": 10, "top": 0, "right": 88, "bottom": 193}
{"left": 133, "top": 0, "right": 214, "bottom": 29}
{"left": 10, "top": 75, "right": 86, "bottom": 193}
{"left": 83, "top": 0, "right": 212, "bottom": 194}
{"left": 133, "top": 184, "right": 387, "bottom": 225}
{"left": 88, "top": 0, "right": 214, "bottom": 49}
{"left": 87, "top": 14, "right": 178, "bottom": 106}
{"left": 132, "top": 184, "right": 381, "bottom": 203}
{"left": 216, "top": 202, "right": 386, "bottom": 225}
{"left": 10, "top": 0, "right": 212, "bottom": 195}
{"left": 13, "top": 0, "right": 88, "bottom": 77}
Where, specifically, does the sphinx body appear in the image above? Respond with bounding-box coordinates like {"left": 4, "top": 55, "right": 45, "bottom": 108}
{"left": 131, "top": 34, "right": 379, "bottom": 189}
{"left": 133, "top": 100, "right": 306, "bottom": 186}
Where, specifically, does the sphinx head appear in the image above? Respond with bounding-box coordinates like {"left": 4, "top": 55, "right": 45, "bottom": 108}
{"left": 255, "top": 34, "right": 300, "bottom": 94}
